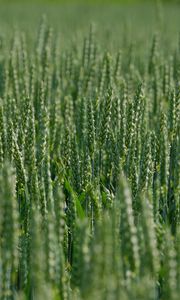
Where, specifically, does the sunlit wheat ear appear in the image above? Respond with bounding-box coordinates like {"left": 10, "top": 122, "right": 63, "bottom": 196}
{"left": 118, "top": 174, "right": 140, "bottom": 274}
{"left": 0, "top": 102, "right": 6, "bottom": 161}
{"left": 99, "top": 87, "right": 112, "bottom": 148}
{"left": 0, "top": 162, "right": 19, "bottom": 299}
{"left": 36, "top": 81, "right": 49, "bottom": 168}
{"left": 140, "top": 194, "right": 160, "bottom": 275}
{"left": 21, "top": 34, "right": 30, "bottom": 97}
{"left": 87, "top": 98, "right": 95, "bottom": 159}
{"left": 162, "top": 229, "right": 179, "bottom": 300}
{"left": 27, "top": 205, "right": 52, "bottom": 300}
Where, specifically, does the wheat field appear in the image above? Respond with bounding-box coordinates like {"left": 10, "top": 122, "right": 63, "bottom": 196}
{"left": 0, "top": 1, "right": 180, "bottom": 300}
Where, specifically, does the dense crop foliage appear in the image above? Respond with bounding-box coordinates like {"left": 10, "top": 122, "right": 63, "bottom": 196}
{"left": 0, "top": 3, "right": 180, "bottom": 299}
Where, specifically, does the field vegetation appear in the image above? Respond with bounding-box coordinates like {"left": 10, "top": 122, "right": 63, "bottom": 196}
{"left": 0, "top": 1, "right": 180, "bottom": 299}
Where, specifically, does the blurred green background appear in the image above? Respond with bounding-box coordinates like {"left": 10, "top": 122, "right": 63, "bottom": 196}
{"left": 0, "top": 0, "right": 179, "bottom": 55}
{"left": 0, "top": 0, "right": 180, "bottom": 4}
